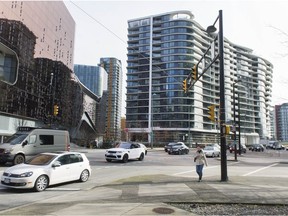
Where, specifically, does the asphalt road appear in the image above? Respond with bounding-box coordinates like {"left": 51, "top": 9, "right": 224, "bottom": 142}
{"left": 0, "top": 148, "right": 287, "bottom": 214}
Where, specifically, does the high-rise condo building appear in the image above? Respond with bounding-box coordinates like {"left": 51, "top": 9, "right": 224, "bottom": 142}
{"left": 275, "top": 103, "right": 288, "bottom": 141}
{"left": 100, "top": 58, "right": 123, "bottom": 141}
{"left": 126, "top": 11, "right": 273, "bottom": 146}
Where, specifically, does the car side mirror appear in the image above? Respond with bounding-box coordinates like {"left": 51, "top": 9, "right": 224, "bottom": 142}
{"left": 52, "top": 161, "right": 61, "bottom": 167}
{"left": 22, "top": 140, "right": 28, "bottom": 146}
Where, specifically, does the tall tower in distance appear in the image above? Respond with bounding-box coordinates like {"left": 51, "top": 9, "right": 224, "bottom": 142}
{"left": 100, "top": 57, "right": 123, "bottom": 142}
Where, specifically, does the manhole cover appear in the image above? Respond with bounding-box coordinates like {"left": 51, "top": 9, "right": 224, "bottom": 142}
{"left": 152, "top": 207, "right": 175, "bottom": 214}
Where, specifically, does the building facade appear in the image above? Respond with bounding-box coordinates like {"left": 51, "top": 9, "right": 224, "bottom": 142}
{"left": 275, "top": 103, "right": 288, "bottom": 141}
{"left": 126, "top": 11, "right": 273, "bottom": 146}
{"left": 0, "top": 1, "right": 96, "bottom": 144}
{"left": 74, "top": 64, "right": 108, "bottom": 97}
{"left": 99, "top": 58, "right": 122, "bottom": 142}
{"left": 0, "top": 1, "right": 75, "bottom": 70}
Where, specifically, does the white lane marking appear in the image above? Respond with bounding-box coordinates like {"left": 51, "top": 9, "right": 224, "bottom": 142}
{"left": 242, "top": 163, "right": 279, "bottom": 176}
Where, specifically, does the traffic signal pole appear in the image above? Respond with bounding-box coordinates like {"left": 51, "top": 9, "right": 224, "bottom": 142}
{"left": 218, "top": 10, "right": 228, "bottom": 181}
{"left": 183, "top": 10, "right": 228, "bottom": 181}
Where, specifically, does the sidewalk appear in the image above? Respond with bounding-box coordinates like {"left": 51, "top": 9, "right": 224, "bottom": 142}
{"left": 43, "top": 172, "right": 288, "bottom": 215}
{"left": 57, "top": 147, "right": 288, "bottom": 215}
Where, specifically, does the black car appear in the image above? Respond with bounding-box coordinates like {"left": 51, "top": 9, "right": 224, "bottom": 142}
{"left": 167, "top": 143, "right": 189, "bottom": 155}
{"left": 164, "top": 142, "right": 178, "bottom": 152}
{"left": 229, "top": 143, "right": 247, "bottom": 154}
{"left": 249, "top": 144, "right": 265, "bottom": 152}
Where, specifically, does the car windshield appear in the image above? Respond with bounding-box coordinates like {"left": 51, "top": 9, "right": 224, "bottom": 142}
{"left": 117, "top": 143, "right": 131, "bottom": 149}
{"left": 172, "top": 144, "right": 181, "bottom": 148}
{"left": 204, "top": 146, "right": 214, "bottom": 150}
{"left": 3, "top": 133, "right": 28, "bottom": 145}
{"left": 26, "top": 154, "right": 57, "bottom": 165}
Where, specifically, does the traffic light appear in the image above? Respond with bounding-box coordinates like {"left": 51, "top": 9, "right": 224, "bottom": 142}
{"left": 225, "top": 125, "right": 231, "bottom": 135}
{"left": 182, "top": 78, "right": 187, "bottom": 93}
{"left": 53, "top": 104, "right": 59, "bottom": 116}
{"left": 192, "top": 66, "right": 197, "bottom": 80}
{"left": 208, "top": 105, "right": 215, "bottom": 121}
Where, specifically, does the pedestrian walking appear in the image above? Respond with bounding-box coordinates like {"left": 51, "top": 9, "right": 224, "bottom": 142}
{"left": 194, "top": 146, "right": 208, "bottom": 182}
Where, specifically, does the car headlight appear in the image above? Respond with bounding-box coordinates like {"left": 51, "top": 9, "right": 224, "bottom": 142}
{"left": 19, "top": 172, "right": 33, "bottom": 177}
{"left": 4, "top": 148, "right": 13, "bottom": 154}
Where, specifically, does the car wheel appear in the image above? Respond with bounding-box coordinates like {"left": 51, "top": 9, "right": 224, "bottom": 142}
{"left": 139, "top": 153, "right": 144, "bottom": 161}
{"left": 79, "top": 169, "right": 90, "bottom": 182}
{"left": 122, "top": 154, "right": 129, "bottom": 163}
{"left": 212, "top": 153, "right": 215, "bottom": 157}
{"left": 106, "top": 159, "right": 112, "bottom": 162}
{"left": 34, "top": 175, "right": 48, "bottom": 192}
{"left": 186, "top": 149, "right": 189, "bottom": 154}
{"left": 13, "top": 154, "right": 25, "bottom": 165}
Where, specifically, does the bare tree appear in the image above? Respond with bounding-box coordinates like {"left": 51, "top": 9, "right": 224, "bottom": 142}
{"left": 269, "top": 25, "right": 288, "bottom": 57}
{"left": 13, "top": 118, "right": 27, "bottom": 131}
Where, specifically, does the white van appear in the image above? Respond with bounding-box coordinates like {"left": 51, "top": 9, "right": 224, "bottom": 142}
{"left": 0, "top": 127, "right": 70, "bottom": 165}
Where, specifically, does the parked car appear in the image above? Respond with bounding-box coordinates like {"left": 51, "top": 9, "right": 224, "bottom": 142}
{"left": 105, "top": 142, "right": 146, "bottom": 163}
{"left": 266, "top": 141, "right": 285, "bottom": 150}
{"left": 229, "top": 143, "right": 247, "bottom": 154}
{"left": 249, "top": 144, "right": 265, "bottom": 152}
{"left": 203, "top": 146, "right": 220, "bottom": 157}
{"left": 1, "top": 151, "right": 91, "bottom": 192}
{"left": 167, "top": 143, "right": 189, "bottom": 155}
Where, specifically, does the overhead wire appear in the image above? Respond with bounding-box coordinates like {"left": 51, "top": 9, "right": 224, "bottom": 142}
{"left": 68, "top": 0, "right": 191, "bottom": 87}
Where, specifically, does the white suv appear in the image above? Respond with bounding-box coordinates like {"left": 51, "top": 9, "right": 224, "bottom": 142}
{"left": 105, "top": 142, "right": 146, "bottom": 163}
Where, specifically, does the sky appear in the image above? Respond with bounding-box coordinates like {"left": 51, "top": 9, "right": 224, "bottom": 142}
{"left": 64, "top": 0, "right": 288, "bottom": 116}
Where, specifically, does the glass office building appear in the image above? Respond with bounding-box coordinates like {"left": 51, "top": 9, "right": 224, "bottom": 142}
{"left": 0, "top": 1, "right": 85, "bottom": 142}
{"left": 74, "top": 64, "right": 107, "bottom": 97}
{"left": 126, "top": 11, "right": 273, "bottom": 145}
{"left": 0, "top": 1, "right": 75, "bottom": 70}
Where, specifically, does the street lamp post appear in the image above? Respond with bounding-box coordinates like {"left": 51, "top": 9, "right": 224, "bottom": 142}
{"left": 207, "top": 10, "right": 228, "bottom": 181}
{"left": 49, "top": 73, "right": 54, "bottom": 126}
{"left": 151, "top": 93, "right": 157, "bottom": 149}
{"left": 233, "top": 81, "right": 241, "bottom": 161}
{"left": 238, "top": 94, "right": 242, "bottom": 155}
{"left": 218, "top": 10, "right": 228, "bottom": 182}
{"left": 151, "top": 106, "right": 154, "bottom": 149}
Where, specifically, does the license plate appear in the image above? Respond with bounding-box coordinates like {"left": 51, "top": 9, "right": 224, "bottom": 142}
{"left": 4, "top": 178, "right": 10, "bottom": 184}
